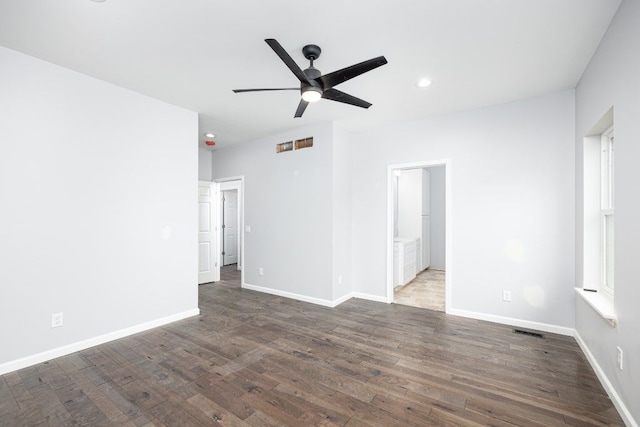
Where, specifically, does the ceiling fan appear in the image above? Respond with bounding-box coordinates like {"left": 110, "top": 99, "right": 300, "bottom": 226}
{"left": 233, "top": 39, "right": 388, "bottom": 118}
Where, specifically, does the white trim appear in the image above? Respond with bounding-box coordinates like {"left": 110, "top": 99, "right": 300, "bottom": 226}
{"left": 243, "top": 282, "right": 338, "bottom": 307}
{"left": 574, "top": 331, "right": 638, "bottom": 427}
{"left": 240, "top": 285, "right": 389, "bottom": 308}
{"left": 447, "top": 308, "right": 575, "bottom": 336}
{"left": 350, "top": 292, "right": 389, "bottom": 304}
{"left": 0, "top": 308, "right": 200, "bottom": 376}
{"left": 386, "top": 160, "right": 452, "bottom": 312}
{"left": 575, "top": 287, "right": 617, "bottom": 327}
{"left": 600, "top": 125, "right": 614, "bottom": 295}
{"left": 332, "top": 293, "right": 353, "bottom": 307}
{"left": 216, "top": 175, "right": 244, "bottom": 183}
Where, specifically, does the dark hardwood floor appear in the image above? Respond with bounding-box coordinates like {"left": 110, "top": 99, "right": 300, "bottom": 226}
{"left": 1, "top": 266, "right": 624, "bottom": 426}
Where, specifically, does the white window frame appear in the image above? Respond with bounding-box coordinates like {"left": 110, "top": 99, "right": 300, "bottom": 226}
{"left": 600, "top": 126, "right": 614, "bottom": 296}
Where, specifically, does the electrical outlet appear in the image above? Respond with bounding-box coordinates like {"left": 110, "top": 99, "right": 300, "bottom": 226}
{"left": 259, "top": 267, "right": 264, "bottom": 276}
{"left": 502, "top": 290, "right": 512, "bottom": 302}
{"left": 617, "top": 346, "right": 623, "bottom": 370}
{"left": 51, "top": 312, "right": 64, "bottom": 328}
{"left": 338, "top": 275, "right": 343, "bottom": 285}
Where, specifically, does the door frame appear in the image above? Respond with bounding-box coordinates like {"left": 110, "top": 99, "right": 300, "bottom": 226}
{"left": 216, "top": 176, "right": 244, "bottom": 283}
{"left": 386, "top": 160, "right": 452, "bottom": 313}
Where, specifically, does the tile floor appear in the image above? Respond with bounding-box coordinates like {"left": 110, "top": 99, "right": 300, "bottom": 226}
{"left": 394, "top": 268, "right": 445, "bottom": 312}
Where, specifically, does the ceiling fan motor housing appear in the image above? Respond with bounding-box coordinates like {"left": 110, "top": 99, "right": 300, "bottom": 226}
{"left": 303, "top": 67, "right": 321, "bottom": 80}
{"left": 302, "top": 44, "right": 321, "bottom": 61}
{"left": 301, "top": 64, "right": 323, "bottom": 100}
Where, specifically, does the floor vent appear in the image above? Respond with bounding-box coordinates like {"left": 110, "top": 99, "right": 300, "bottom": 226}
{"left": 513, "top": 329, "right": 545, "bottom": 339}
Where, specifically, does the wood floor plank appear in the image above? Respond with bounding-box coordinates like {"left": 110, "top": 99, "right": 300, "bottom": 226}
{"left": 191, "top": 373, "right": 256, "bottom": 420}
{"left": 97, "top": 381, "right": 151, "bottom": 424}
{"left": 0, "top": 375, "right": 19, "bottom": 415}
{"left": 0, "top": 265, "right": 625, "bottom": 426}
{"left": 186, "top": 392, "right": 251, "bottom": 427}
{"left": 54, "top": 382, "right": 112, "bottom": 426}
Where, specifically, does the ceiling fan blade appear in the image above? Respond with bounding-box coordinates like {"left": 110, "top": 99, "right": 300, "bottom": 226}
{"left": 265, "top": 39, "right": 310, "bottom": 84}
{"left": 294, "top": 99, "right": 309, "bottom": 118}
{"left": 320, "top": 56, "right": 387, "bottom": 89}
{"left": 233, "top": 88, "right": 298, "bottom": 93}
{"left": 322, "top": 88, "right": 372, "bottom": 109}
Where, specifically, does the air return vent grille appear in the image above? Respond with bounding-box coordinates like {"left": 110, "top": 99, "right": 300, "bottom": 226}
{"left": 513, "top": 329, "right": 545, "bottom": 339}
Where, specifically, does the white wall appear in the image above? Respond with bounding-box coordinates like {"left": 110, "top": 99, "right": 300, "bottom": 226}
{"left": 0, "top": 46, "right": 199, "bottom": 372}
{"left": 574, "top": 0, "right": 640, "bottom": 423}
{"left": 198, "top": 148, "right": 213, "bottom": 181}
{"left": 332, "top": 124, "right": 353, "bottom": 301}
{"left": 211, "top": 124, "right": 334, "bottom": 303}
{"left": 428, "top": 165, "right": 446, "bottom": 270}
{"left": 350, "top": 90, "right": 576, "bottom": 330}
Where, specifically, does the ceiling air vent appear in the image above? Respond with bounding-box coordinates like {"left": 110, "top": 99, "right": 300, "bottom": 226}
{"left": 295, "top": 137, "right": 313, "bottom": 150}
{"left": 276, "top": 141, "right": 293, "bottom": 153}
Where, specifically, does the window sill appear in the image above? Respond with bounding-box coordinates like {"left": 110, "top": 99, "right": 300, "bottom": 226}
{"left": 575, "top": 288, "right": 617, "bottom": 327}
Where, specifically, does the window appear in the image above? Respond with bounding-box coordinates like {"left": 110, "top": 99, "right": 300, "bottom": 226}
{"left": 294, "top": 137, "right": 313, "bottom": 150}
{"left": 578, "top": 111, "right": 616, "bottom": 325}
{"left": 276, "top": 141, "right": 293, "bottom": 153}
{"left": 601, "top": 126, "right": 614, "bottom": 294}
{"left": 276, "top": 137, "right": 313, "bottom": 153}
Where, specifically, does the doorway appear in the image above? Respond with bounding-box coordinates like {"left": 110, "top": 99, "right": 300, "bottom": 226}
{"left": 221, "top": 189, "right": 238, "bottom": 266}
{"left": 387, "top": 160, "right": 451, "bottom": 312}
{"left": 217, "top": 178, "right": 244, "bottom": 283}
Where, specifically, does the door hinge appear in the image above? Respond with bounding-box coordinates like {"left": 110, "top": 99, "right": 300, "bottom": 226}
{"left": 222, "top": 224, "right": 226, "bottom": 229}
{"left": 222, "top": 251, "right": 225, "bottom": 256}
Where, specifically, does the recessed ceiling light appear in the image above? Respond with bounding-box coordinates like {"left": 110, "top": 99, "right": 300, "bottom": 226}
{"left": 416, "top": 78, "right": 432, "bottom": 88}
{"left": 204, "top": 133, "right": 215, "bottom": 138}
{"left": 89, "top": 0, "right": 106, "bottom": 2}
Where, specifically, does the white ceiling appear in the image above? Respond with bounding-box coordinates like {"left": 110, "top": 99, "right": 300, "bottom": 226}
{"left": 0, "top": 0, "right": 620, "bottom": 149}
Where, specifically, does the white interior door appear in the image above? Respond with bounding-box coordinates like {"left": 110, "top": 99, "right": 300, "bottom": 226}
{"left": 222, "top": 190, "right": 238, "bottom": 265}
{"left": 198, "top": 181, "right": 219, "bottom": 284}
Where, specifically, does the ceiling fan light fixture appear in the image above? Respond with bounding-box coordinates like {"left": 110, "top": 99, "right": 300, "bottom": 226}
{"left": 301, "top": 87, "right": 322, "bottom": 103}
{"left": 416, "top": 78, "right": 432, "bottom": 88}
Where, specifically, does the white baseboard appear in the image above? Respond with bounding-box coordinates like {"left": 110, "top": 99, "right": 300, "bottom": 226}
{"left": 574, "top": 331, "right": 638, "bottom": 427}
{"left": 350, "top": 292, "right": 389, "bottom": 304}
{"left": 332, "top": 293, "right": 353, "bottom": 307}
{"left": 243, "top": 283, "right": 338, "bottom": 307}
{"left": 447, "top": 308, "right": 575, "bottom": 336}
{"left": 241, "top": 284, "right": 389, "bottom": 308}
{"left": 0, "top": 308, "right": 200, "bottom": 376}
